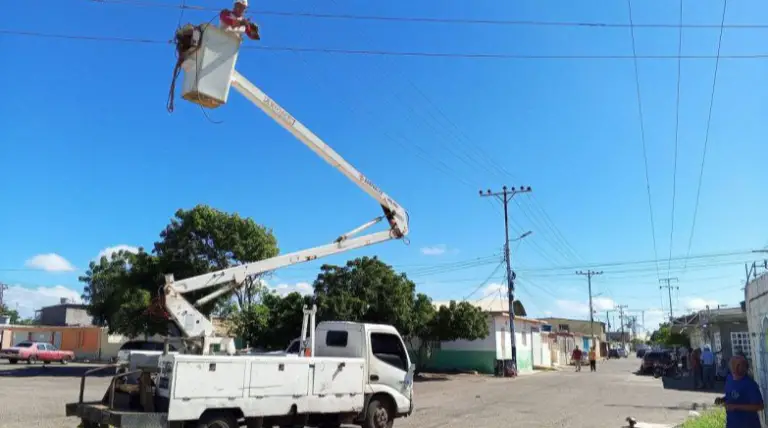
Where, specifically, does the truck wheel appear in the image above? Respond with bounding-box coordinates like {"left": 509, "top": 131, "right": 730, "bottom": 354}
{"left": 365, "top": 398, "right": 394, "bottom": 428}
{"left": 27, "top": 356, "right": 36, "bottom": 365}
{"left": 8, "top": 359, "right": 17, "bottom": 364}
{"left": 197, "top": 411, "right": 238, "bottom": 428}
{"left": 61, "top": 356, "right": 70, "bottom": 365}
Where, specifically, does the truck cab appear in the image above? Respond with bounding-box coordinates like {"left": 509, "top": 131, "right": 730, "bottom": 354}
{"left": 315, "top": 321, "right": 415, "bottom": 417}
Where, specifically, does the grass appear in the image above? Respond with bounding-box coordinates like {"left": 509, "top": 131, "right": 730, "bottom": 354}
{"left": 678, "top": 408, "right": 725, "bottom": 428}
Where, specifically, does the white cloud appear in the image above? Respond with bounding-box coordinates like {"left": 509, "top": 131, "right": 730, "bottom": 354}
{"left": 270, "top": 282, "right": 313, "bottom": 296}
{"left": 686, "top": 298, "right": 719, "bottom": 312}
{"left": 3, "top": 284, "right": 82, "bottom": 318}
{"left": 24, "top": 253, "right": 75, "bottom": 272}
{"left": 420, "top": 245, "right": 447, "bottom": 256}
{"left": 96, "top": 245, "right": 140, "bottom": 260}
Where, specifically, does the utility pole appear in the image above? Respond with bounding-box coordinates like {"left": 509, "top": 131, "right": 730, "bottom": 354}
{"left": 616, "top": 304, "right": 628, "bottom": 349}
{"left": 0, "top": 282, "right": 7, "bottom": 309}
{"left": 576, "top": 270, "right": 603, "bottom": 339}
{"left": 659, "top": 277, "right": 679, "bottom": 321}
{"left": 606, "top": 310, "right": 612, "bottom": 332}
{"left": 479, "top": 185, "right": 531, "bottom": 374}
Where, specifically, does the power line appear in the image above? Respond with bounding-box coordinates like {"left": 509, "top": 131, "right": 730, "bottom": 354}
{"left": 2, "top": 29, "right": 767, "bottom": 60}
{"left": 626, "top": 0, "right": 661, "bottom": 282}
{"left": 682, "top": 0, "right": 729, "bottom": 271}
{"left": 83, "top": 0, "right": 768, "bottom": 29}
{"left": 667, "top": 0, "right": 684, "bottom": 280}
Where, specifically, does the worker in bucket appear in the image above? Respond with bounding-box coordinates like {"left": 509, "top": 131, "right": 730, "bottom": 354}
{"left": 219, "top": 0, "right": 260, "bottom": 40}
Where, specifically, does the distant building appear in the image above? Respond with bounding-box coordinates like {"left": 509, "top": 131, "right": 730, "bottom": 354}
{"left": 38, "top": 298, "right": 94, "bottom": 327}
{"left": 537, "top": 317, "right": 607, "bottom": 341}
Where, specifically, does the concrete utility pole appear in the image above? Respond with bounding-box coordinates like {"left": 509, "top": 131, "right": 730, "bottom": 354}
{"left": 479, "top": 185, "right": 532, "bottom": 373}
{"left": 616, "top": 304, "right": 628, "bottom": 349}
{"left": 0, "top": 282, "right": 7, "bottom": 308}
{"left": 659, "top": 277, "right": 679, "bottom": 321}
{"left": 576, "top": 270, "right": 603, "bottom": 339}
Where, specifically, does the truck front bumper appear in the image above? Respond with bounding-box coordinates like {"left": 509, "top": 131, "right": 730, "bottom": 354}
{"left": 66, "top": 402, "right": 167, "bottom": 428}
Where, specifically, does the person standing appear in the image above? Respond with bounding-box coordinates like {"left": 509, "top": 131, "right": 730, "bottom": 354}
{"left": 690, "top": 347, "right": 702, "bottom": 389}
{"left": 717, "top": 355, "right": 764, "bottom": 428}
{"left": 701, "top": 346, "right": 716, "bottom": 389}
{"left": 572, "top": 346, "right": 583, "bottom": 372}
{"left": 589, "top": 347, "right": 597, "bottom": 372}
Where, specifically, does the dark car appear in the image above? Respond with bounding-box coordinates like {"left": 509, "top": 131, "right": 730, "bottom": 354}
{"left": 640, "top": 351, "right": 672, "bottom": 374}
{"left": 636, "top": 348, "right": 647, "bottom": 358}
{"left": 608, "top": 349, "right": 620, "bottom": 359}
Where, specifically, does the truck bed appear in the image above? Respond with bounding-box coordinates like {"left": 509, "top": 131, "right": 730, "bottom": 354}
{"left": 162, "top": 354, "right": 367, "bottom": 422}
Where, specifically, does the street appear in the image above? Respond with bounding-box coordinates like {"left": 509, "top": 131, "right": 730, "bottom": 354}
{"left": 0, "top": 358, "right": 721, "bottom": 428}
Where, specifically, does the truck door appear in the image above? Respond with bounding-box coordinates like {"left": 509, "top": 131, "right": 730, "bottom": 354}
{"left": 367, "top": 332, "right": 412, "bottom": 398}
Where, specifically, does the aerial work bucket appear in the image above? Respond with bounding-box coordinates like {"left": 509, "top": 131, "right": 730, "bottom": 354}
{"left": 178, "top": 24, "right": 242, "bottom": 109}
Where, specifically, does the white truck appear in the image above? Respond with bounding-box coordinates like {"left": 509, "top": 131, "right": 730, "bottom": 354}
{"left": 66, "top": 23, "right": 413, "bottom": 428}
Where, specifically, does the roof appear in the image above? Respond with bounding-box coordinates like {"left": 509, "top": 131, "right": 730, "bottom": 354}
{"left": 40, "top": 303, "right": 88, "bottom": 311}
{"left": 433, "top": 297, "right": 528, "bottom": 317}
{"left": 537, "top": 317, "right": 607, "bottom": 327}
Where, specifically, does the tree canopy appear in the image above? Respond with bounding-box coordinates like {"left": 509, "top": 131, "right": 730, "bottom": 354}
{"left": 79, "top": 204, "right": 279, "bottom": 336}
{"left": 80, "top": 206, "right": 490, "bottom": 368}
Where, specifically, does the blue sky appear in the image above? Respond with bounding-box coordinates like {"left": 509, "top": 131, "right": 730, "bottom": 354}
{"left": 1, "top": 0, "right": 767, "bottom": 333}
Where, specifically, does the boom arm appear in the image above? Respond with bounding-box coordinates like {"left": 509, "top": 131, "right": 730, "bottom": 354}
{"left": 166, "top": 35, "right": 409, "bottom": 340}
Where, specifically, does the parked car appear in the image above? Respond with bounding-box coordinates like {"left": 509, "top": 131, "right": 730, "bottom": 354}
{"left": 608, "top": 349, "right": 620, "bottom": 359}
{"left": 636, "top": 348, "right": 647, "bottom": 358}
{"left": 640, "top": 350, "right": 673, "bottom": 374}
{"left": 0, "top": 341, "right": 75, "bottom": 364}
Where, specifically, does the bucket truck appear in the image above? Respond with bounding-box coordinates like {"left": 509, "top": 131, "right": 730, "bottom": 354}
{"left": 66, "top": 24, "right": 413, "bottom": 428}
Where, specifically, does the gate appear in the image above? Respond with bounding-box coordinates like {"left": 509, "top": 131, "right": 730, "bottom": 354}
{"left": 760, "top": 317, "right": 768, "bottom": 422}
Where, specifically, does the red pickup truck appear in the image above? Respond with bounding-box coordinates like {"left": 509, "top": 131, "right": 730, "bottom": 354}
{"left": 0, "top": 341, "right": 75, "bottom": 364}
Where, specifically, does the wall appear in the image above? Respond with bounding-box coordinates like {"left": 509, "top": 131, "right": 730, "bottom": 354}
{"left": 745, "top": 272, "right": 768, "bottom": 427}
{"left": 64, "top": 308, "right": 95, "bottom": 326}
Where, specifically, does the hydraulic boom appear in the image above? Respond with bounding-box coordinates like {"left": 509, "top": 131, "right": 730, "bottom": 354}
{"left": 166, "top": 24, "right": 409, "bottom": 348}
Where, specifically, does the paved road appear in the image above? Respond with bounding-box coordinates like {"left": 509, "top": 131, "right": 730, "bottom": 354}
{"left": 400, "top": 357, "right": 722, "bottom": 428}
{"left": 0, "top": 358, "right": 722, "bottom": 428}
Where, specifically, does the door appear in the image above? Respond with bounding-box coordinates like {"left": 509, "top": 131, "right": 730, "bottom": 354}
{"left": 35, "top": 343, "right": 49, "bottom": 361}
{"left": 53, "top": 332, "right": 63, "bottom": 349}
{"left": 532, "top": 332, "right": 542, "bottom": 366}
{"left": 367, "top": 332, "right": 412, "bottom": 399}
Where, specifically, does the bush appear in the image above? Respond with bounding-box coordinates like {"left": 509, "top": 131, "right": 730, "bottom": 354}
{"left": 679, "top": 408, "right": 725, "bottom": 428}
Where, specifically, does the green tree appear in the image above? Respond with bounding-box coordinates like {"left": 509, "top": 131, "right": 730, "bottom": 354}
{"left": 80, "top": 204, "right": 279, "bottom": 337}
{"left": 0, "top": 304, "right": 20, "bottom": 324}
{"left": 410, "top": 299, "right": 489, "bottom": 372}
{"left": 312, "top": 256, "right": 489, "bottom": 372}
{"left": 650, "top": 325, "right": 690, "bottom": 347}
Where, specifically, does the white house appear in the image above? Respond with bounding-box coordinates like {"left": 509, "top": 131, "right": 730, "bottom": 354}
{"left": 421, "top": 299, "right": 552, "bottom": 374}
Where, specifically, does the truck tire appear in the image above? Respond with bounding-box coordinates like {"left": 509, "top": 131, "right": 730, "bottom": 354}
{"left": 27, "top": 356, "right": 36, "bottom": 365}
{"left": 8, "top": 359, "right": 17, "bottom": 364}
{"left": 196, "top": 411, "right": 238, "bottom": 428}
{"left": 364, "top": 398, "right": 394, "bottom": 428}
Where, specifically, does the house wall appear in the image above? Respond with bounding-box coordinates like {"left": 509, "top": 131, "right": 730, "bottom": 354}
{"left": 416, "top": 315, "right": 545, "bottom": 374}
{"left": 745, "top": 272, "right": 768, "bottom": 427}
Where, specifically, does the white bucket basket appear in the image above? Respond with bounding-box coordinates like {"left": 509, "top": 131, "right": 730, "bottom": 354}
{"left": 181, "top": 24, "right": 242, "bottom": 109}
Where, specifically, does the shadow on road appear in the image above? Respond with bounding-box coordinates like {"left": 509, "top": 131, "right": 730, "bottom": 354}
{"left": 0, "top": 364, "right": 114, "bottom": 378}
{"left": 414, "top": 374, "right": 451, "bottom": 383}
{"left": 631, "top": 370, "right": 725, "bottom": 393}
{"left": 604, "top": 402, "right": 715, "bottom": 412}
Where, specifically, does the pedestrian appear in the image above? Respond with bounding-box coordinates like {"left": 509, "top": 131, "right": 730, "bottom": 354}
{"left": 690, "top": 347, "right": 702, "bottom": 389}
{"left": 681, "top": 346, "right": 690, "bottom": 373}
{"left": 717, "top": 355, "right": 764, "bottom": 428}
{"left": 589, "top": 346, "right": 597, "bottom": 372}
{"left": 572, "top": 346, "right": 583, "bottom": 372}
{"left": 702, "top": 346, "right": 716, "bottom": 389}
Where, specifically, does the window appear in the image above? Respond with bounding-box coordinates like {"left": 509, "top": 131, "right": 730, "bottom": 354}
{"left": 14, "top": 342, "right": 33, "bottom": 348}
{"left": 521, "top": 331, "right": 528, "bottom": 346}
{"left": 370, "top": 333, "right": 408, "bottom": 372}
{"left": 36, "top": 343, "right": 45, "bottom": 350}
{"left": 731, "top": 331, "right": 752, "bottom": 357}
{"left": 286, "top": 339, "right": 301, "bottom": 354}
{"left": 558, "top": 324, "right": 570, "bottom": 332}
{"left": 325, "top": 330, "right": 348, "bottom": 347}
